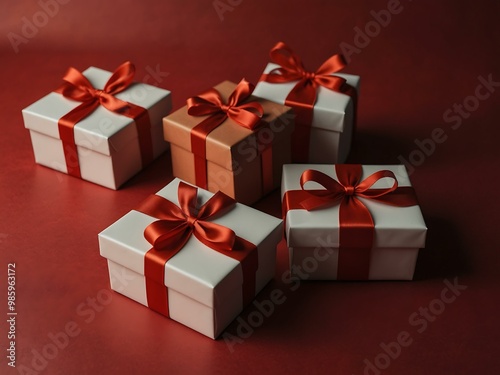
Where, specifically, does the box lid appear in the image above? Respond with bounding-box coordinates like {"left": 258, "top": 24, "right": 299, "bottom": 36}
{"left": 99, "top": 178, "right": 283, "bottom": 309}
{"left": 253, "top": 63, "right": 360, "bottom": 133}
{"left": 282, "top": 164, "right": 427, "bottom": 248}
{"left": 22, "top": 67, "right": 171, "bottom": 156}
{"left": 163, "top": 81, "right": 294, "bottom": 170}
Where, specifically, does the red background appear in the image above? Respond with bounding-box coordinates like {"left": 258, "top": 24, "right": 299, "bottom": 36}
{"left": 1, "top": 1, "right": 500, "bottom": 374}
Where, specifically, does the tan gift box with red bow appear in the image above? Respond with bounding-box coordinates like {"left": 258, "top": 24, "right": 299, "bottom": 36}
{"left": 163, "top": 80, "right": 294, "bottom": 205}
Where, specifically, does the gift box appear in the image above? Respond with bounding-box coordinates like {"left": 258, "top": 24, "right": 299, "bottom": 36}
{"left": 253, "top": 42, "right": 360, "bottom": 164}
{"left": 99, "top": 178, "right": 283, "bottom": 338}
{"left": 22, "top": 62, "right": 172, "bottom": 189}
{"left": 282, "top": 164, "right": 427, "bottom": 280}
{"left": 163, "top": 79, "right": 293, "bottom": 205}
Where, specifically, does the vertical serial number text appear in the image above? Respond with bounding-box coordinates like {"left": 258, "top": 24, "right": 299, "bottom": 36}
{"left": 7, "top": 263, "right": 16, "bottom": 368}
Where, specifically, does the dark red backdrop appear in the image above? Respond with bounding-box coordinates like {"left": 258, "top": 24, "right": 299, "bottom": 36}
{"left": 1, "top": 1, "right": 499, "bottom": 374}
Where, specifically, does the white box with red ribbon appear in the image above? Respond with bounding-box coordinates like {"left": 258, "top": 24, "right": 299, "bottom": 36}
{"left": 98, "top": 178, "right": 283, "bottom": 338}
{"left": 253, "top": 42, "right": 360, "bottom": 164}
{"left": 22, "top": 62, "right": 172, "bottom": 189}
{"left": 282, "top": 164, "right": 427, "bottom": 280}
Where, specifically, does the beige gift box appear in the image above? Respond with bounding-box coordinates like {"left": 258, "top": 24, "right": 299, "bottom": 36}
{"left": 163, "top": 81, "right": 294, "bottom": 205}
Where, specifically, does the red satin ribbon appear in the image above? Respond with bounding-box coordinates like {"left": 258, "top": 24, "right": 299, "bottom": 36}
{"left": 135, "top": 181, "right": 258, "bottom": 317}
{"left": 187, "top": 79, "right": 268, "bottom": 190}
{"left": 282, "top": 165, "right": 418, "bottom": 279}
{"left": 260, "top": 42, "right": 358, "bottom": 162}
{"left": 54, "top": 61, "right": 153, "bottom": 178}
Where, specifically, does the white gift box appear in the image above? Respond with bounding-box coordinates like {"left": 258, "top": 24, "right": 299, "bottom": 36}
{"left": 253, "top": 63, "right": 360, "bottom": 164}
{"left": 98, "top": 178, "right": 283, "bottom": 338}
{"left": 282, "top": 164, "right": 427, "bottom": 280}
{"left": 22, "top": 66, "right": 172, "bottom": 189}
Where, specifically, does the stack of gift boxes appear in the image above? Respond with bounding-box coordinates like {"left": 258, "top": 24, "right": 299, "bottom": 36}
{"left": 22, "top": 42, "right": 427, "bottom": 339}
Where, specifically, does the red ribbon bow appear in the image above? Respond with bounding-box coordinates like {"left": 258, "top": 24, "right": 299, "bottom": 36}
{"left": 263, "top": 41, "right": 348, "bottom": 104}
{"left": 57, "top": 61, "right": 135, "bottom": 114}
{"left": 55, "top": 61, "right": 153, "bottom": 179}
{"left": 260, "top": 42, "right": 358, "bottom": 162}
{"left": 187, "top": 79, "right": 264, "bottom": 189}
{"left": 135, "top": 181, "right": 258, "bottom": 317}
{"left": 143, "top": 182, "right": 238, "bottom": 253}
{"left": 283, "top": 165, "right": 418, "bottom": 279}
{"left": 187, "top": 79, "right": 263, "bottom": 131}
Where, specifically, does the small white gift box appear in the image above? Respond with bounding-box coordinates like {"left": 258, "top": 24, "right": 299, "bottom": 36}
{"left": 282, "top": 164, "right": 427, "bottom": 280}
{"left": 99, "top": 178, "right": 283, "bottom": 338}
{"left": 22, "top": 63, "right": 172, "bottom": 189}
{"left": 253, "top": 54, "right": 359, "bottom": 164}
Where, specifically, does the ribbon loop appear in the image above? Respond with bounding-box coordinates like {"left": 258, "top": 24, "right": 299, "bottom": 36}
{"left": 269, "top": 41, "right": 305, "bottom": 73}
{"left": 103, "top": 61, "right": 135, "bottom": 94}
{"left": 145, "top": 220, "right": 192, "bottom": 252}
{"left": 187, "top": 89, "right": 225, "bottom": 116}
{"left": 355, "top": 170, "right": 398, "bottom": 198}
{"left": 59, "top": 67, "right": 96, "bottom": 102}
{"left": 298, "top": 169, "right": 345, "bottom": 211}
